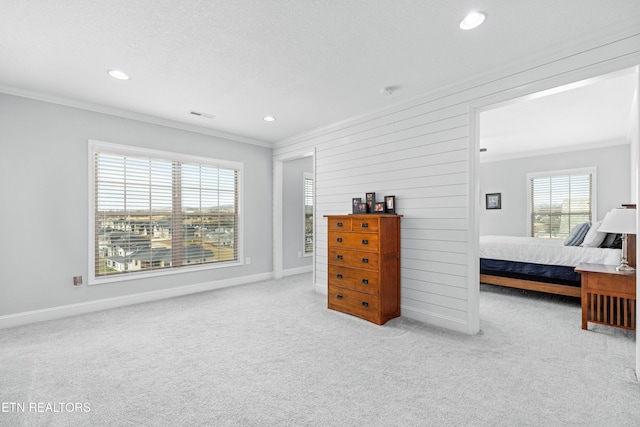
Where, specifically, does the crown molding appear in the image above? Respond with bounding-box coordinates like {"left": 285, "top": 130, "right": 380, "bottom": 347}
{"left": 479, "top": 139, "right": 630, "bottom": 164}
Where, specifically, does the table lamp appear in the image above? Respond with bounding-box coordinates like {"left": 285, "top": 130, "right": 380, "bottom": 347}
{"left": 599, "top": 208, "right": 637, "bottom": 271}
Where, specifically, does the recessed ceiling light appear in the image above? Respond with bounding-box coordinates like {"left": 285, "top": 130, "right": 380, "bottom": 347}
{"left": 263, "top": 116, "right": 276, "bottom": 122}
{"left": 107, "top": 69, "right": 130, "bottom": 80}
{"left": 460, "top": 11, "right": 486, "bottom": 30}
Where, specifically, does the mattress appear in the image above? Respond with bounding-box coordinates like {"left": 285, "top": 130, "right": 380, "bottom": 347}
{"left": 479, "top": 235, "right": 621, "bottom": 267}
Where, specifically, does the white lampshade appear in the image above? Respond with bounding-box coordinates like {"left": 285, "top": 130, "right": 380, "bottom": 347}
{"left": 599, "top": 208, "right": 637, "bottom": 234}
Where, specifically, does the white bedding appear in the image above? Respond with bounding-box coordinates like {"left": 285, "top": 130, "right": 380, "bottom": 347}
{"left": 479, "top": 235, "right": 621, "bottom": 267}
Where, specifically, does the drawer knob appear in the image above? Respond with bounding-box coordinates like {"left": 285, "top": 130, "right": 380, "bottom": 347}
{"left": 337, "top": 254, "right": 343, "bottom": 260}
{"left": 361, "top": 279, "right": 368, "bottom": 284}
{"left": 337, "top": 274, "right": 343, "bottom": 279}
{"left": 361, "top": 301, "right": 369, "bottom": 307}
{"left": 336, "top": 222, "right": 343, "bottom": 227}
{"left": 336, "top": 237, "right": 343, "bottom": 242}
{"left": 361, "top": 258, "right": 368, "bottom": 263}
{"left": 336, "top": 294, "right": 343, "bottom": 300}
{"left": 361, "top": 239, "right": 368, "bottom": 245}
{"left": 361, "top": 223, "right": 368, "bottom": 228}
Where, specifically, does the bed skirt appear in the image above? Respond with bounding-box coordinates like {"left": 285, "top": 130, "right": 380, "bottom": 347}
{"left": 480, "top": 258, "right": 581, "bottom": 287}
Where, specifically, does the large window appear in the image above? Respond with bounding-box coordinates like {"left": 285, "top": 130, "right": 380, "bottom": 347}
{"left": 90, "top": 141, "right": 242, "bottom": 283}
{"left": 303, "top": 173, "right": 313, "bottom": 255}
{"left": 528, "top": 168, "right": 595, "bottom": 239}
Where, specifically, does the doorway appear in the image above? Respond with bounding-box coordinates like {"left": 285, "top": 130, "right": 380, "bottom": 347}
{"left": 273, "top": 149, "right": 316, "bottom": 285}
{"left": 472, "top": 65, "right": 640, "bottom": 372}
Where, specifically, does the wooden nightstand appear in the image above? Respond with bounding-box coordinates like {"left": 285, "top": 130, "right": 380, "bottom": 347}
{"left": 575, "top": 263, "right": 636, "bottom": 331}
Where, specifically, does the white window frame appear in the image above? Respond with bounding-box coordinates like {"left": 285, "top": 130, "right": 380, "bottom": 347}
{"left": 303, "top": 172, "right": 313, "bottom": 257}
{"left": 88, "top": 140, "right": 244, "bottom": 285}
{"left": 526, "top": 167, "right": 597, "bottom": 238}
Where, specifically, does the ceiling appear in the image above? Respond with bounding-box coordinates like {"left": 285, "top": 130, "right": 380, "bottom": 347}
{"left": 1, "top": 1, "right": 639, "bottom": 146}
{"left": 479, "top": 68, "right": 639, "bottom": 162}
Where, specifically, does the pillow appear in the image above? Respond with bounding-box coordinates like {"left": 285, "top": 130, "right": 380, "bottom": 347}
{"left": 564, "top": 222, "right": 591, "bottom": 246}
{"left": 581, "top": 220, "right": 607, "bottom": 247}
{"left": 600, "top": 233, "right": 622, "bottom": 249}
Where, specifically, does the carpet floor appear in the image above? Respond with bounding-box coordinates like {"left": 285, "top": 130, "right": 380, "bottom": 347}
{"left": 0, "top": 274, "right": 638, "bottom": 426}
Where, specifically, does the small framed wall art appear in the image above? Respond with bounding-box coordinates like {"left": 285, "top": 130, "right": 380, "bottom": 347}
{"left": 486, "top": 193, "right": 501, "bottom": 210}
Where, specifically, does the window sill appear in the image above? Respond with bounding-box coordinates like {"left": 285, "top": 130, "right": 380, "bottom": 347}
{"left": 88, "top": 260, "right": 243, "bottom": 285}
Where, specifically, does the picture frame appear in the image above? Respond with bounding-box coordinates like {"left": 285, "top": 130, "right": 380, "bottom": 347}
{"left": 365, "top": 192, "right": 375, "bottom": 213}
{"left": 352, "top": 197, "right": 362, "bottom": 214}
{"left": 355, "top": 202, "right": 367, "bottom": 214}
{"left": 384, "top": 195, "right": 395, "bottom": 214}
{"left": 486, "top": 193, "right": 501, "bottom": 210}
{"left": 374, "top": 202, "right": 385, "bottom": 213}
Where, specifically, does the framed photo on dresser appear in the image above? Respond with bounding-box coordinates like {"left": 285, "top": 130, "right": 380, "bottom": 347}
{"left": 352, "top": 198, "right": 362, "bottom": 214}
{"left": 365, "top": 192, "right": 375, "bottom": 212}
{"left": 384, "top": 195, "right": 395, "bottom": 214}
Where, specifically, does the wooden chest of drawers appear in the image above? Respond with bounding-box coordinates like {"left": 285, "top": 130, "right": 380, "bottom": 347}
{"left": 324, "top": 214, "right": 401, "bottom": 325}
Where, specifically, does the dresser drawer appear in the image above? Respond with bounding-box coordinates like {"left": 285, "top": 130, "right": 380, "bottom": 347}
{"left": 350, "top": 217, "right": 378, "bottom": 233}
{"left": 328, "top": 248, "right": 379, "bottom": 271}
{"left": 327, "top": 217, "right": 351, "bottom": 231}
{"left": 328, "top": 265, "right": 379, "bottom": 294}
{"left": 328, "top": 231, "right": 379, "bottom": 251}
{"left": 328, "top": 285, "right": 380, "bottom": 323}
{"left": 582, "top": 272, "right": 635, "bottom": 295}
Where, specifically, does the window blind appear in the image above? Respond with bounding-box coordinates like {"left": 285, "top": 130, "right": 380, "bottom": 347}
{"left": 530, "top": 173, "right": 592, "bottom": 238}
{"left": 304, "top": 175, "right": 313, "bottom": 254}
{"left": 94, "top": 149, "right": 239, "bottom": 279}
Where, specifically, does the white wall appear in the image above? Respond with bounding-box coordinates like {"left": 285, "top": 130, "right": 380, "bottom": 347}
{"left": 634, "top": 66, "right": 640, "bottom": 387}
{"left": 0, "top": 93, "right": 273, "bottom": 322}
{"left": 479, "top": 144, "right": 631, "bottom": 237}
{"left": 282, "top": 156, "right": 313, "bottom": 272}
{"left": 274, "top": 31, "right": 640, "bottom": 334}
{"left": 630, "top": 78, "right": 640, "bottom": 202}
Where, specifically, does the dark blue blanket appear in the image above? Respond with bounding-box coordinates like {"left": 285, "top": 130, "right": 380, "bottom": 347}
{"left": 480, "top": 258, "right": 580, "bottom": 287}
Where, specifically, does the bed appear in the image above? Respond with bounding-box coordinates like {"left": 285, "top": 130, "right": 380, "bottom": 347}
{"left": 479, "top": 235, "right": 626, "bottom": 297}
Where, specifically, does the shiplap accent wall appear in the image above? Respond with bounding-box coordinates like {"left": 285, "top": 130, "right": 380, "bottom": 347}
{"left": 274, "top": 31, "right": 640, "bottom": 334}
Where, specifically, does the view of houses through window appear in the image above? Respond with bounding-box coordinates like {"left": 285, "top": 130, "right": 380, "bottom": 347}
{"left": 528, "top": 168, "right": 593, "bottom": 239}
{"left": 93, "top": 146, "right": 239, "bottom": 279}
{"left": 304, "top": 173, "right": 313, "bottom": 255}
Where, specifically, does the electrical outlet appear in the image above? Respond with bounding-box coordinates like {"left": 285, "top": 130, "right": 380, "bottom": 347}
{"left": 73, "top": 276, "right": 83, "bottom": 287}
{"left": 298, "top": 251, "right": 302, "bottom": 258}
{"left": 246, "top": 257, "right": 251, "bottom": 265}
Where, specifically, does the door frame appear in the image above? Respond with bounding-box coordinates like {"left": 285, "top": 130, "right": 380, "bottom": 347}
{"left": 469, "top": 64, "right": 639, "bottom": 374}
{"left": 273, "top": 148, "right": 316, "bottom": 284}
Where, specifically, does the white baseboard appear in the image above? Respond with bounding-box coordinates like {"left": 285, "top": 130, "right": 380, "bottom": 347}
{"left": 301, "top": 282, "right": 471, "bottom": 333}
{"left": 0, "top": 272, "right": 274, "bottom": 329}
{"left": 401, "top": 305, "right": 472, "bottom": 334}
{"left": 282, "top": 265, "right": 312, "bottom": 277}
{"left": 314, "top": 281, "right": 328, "bottom": 295}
